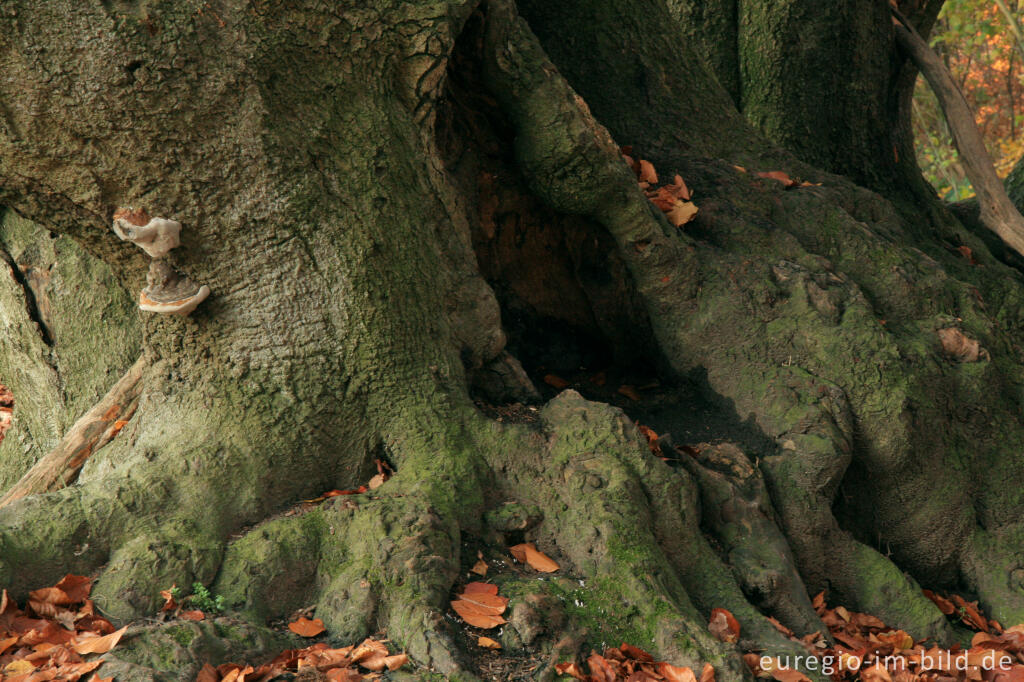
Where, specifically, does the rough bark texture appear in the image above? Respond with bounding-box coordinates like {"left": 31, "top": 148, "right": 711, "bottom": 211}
{"left": 2, "top": 0, "right": 1024, "bottom": 681}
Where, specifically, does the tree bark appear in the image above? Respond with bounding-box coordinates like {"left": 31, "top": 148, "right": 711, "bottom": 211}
{"left": 2, "top": 1, "right": 1024, "bottom": 680}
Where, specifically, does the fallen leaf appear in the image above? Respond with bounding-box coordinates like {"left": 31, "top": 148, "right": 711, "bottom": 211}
{"left": 665, "top": 200, "right": 699, "bottom": 227}
{"left": 451, "top": 585, "right": 508, "bottom": 629}
{"left": 471, "top": 559, "right": 489, "bottom": 576}
{"left": 957, "top": 245, "right": 978, "bottom": 264}
{"left": 617, "top": 385, "right": 642, "bottom": 401}
{"left": 543, "top": 374, "right": 570, "bottom": 389}
{"left": 862, "top": 662, "right": 893, "bottom": 682}
{"left": 288, "top": 616, "right": 326, "bottom": 637}
{"left": 197, "top": 663, "right": 219, "bottom": 682}
{"left": 938, "top": 328, "right": 984, "bottom": 363}
{"left": 659, "top": 662, "right": 698, "bottom": 682}
{"left": 923, "top": 589, "right": 956, "bottom": 615}
{"left": 5, "top": 659, "right": 36, "bottom": 674}
{"left": 367, "top": 473, "right": 385, "bottom": 490}
{"left": 72, "top": 625, "right": 128, "bottom": 655}
{"left": 700, "top": 662, "right": 716, "bottom": 682}
{"left": 478, "top": 636, "right": 501, "bottom": 649}
{"left": 463, "top": 582, "right": 498, "bottom": 595}
{"left": 708, "top": 608, "right": 741, "bottom": 643}
{"left": 508, "top": 542, "right": 560, "bottom": 572}
{"left": 159, "top": 586, "right": 178, "bottom": 612}
{"left": 757, "top": 170, "right": 796, "bottom": 187}
{"left": 180, "top": 610, "right": 206, "bottom": 621}
{"left": 639, "top": 159, "right": 658, "bottom": 184}
{"left": 556, "top": 662, "right": 587, "bottom": 679}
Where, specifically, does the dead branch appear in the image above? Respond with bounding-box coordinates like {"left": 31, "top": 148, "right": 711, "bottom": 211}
{"left": 0, "top": 356, "right": 146, "bottom": 509}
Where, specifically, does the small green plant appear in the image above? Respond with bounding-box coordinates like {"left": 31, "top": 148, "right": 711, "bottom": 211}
{"left": 188, "top": 582, "right": 226, "bottom": 614}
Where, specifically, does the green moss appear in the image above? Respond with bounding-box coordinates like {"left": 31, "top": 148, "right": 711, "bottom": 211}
{"left": 165, "top": 625, "right": 198, "bottom": 649}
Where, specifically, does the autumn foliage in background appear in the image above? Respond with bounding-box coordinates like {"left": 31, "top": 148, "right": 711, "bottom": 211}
{"left": 915, "top": 0, "right": 1024, "bottom": 199}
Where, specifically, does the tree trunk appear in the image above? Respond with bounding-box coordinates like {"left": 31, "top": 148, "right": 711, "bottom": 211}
{"left": 2, "top": 1, "right": 1024, "bottom": 680}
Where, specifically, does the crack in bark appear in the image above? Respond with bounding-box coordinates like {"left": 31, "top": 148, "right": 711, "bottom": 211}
{"left": 0, "top": 241, "right": 53, "bottom": 346}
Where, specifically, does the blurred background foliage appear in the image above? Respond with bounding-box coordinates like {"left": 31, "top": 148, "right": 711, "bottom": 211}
{"left": 915, "top": 0, "right": 1024, "bottom": 200}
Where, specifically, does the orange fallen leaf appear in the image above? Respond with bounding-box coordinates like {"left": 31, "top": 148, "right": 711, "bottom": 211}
{"left": 471, "top": 559, "right": 489, "bottom": 576}
{"left": 638, "top": 159, "right": 658, "bottom": 184}
{"left": 72, "top": 625, "right": 128, "bottom": 655}
{"left": 508, "top": 542, "right": 560, "bottom": 572}
{"left": 180, "top": 609, "right": 206, "bottom": 621}
{"left": 289, "top": 616, "right": 326, "bottom": 637}
{"left": 197, "top": 663, "right": 219, "bottom": 682}
{"left": 478, "top": 636, "right": 501, "bottom": 649}
{"left": 451, "top": 585, "right": 508, "bottom": 629}
{"left": 556, "top": 661, "right": 587, "bottom": 679}
{"left": 700, "top": 662, "right": 716, "bottom": 682}
{"left": 367, "top": 473, "right": 386, "bottom": 490}
{"left": 757, "top": 170, "right": 796, "bottom": 187}
{"left": 708, "top": 607, "right": 740, "bottom": 643}
{"left": 463, "top": 581, "right": 499, "bottom": 595}
{"left": 159, "top": 586, "right": 178, "bottom": 612}
{"left": 659, "top": 662, "right": 698, "bottom": 682}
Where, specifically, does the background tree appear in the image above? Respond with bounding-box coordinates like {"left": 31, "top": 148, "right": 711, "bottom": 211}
{"left": 2, "top": 0, "right": 1024, "bottom": 679}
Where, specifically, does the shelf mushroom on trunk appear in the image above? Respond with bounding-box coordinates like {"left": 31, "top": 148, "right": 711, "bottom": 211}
{"left": 112, "top": 207, "right": 210, "bottom": 315}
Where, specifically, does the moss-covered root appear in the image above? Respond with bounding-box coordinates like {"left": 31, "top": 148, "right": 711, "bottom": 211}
{"left": 754, "top": 372, "right": 952, "bottom": 643}
{"left": 213, "top": 490, "right": 473, "bottom": 677}
{"left": 479, "top": 0, "right": 695, "bottom": 296}
{"left": 962, "top": 527, "right": 1024, "bottom": 626}
{"left": 677, "top": 442, "right": 826, "bottom": 639}
{"left": 493, "top": 391, "right": 818, "bottom": 682}
{"left": 212, "top": 400, "right": 496, "bottom": 677}
{"left": 0, "top": 472, "right": 227, "bottom": 621}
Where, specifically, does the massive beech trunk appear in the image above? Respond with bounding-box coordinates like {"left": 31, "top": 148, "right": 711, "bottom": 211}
{"left": 3, "top": 0, "right": 1024, "bottom": 679}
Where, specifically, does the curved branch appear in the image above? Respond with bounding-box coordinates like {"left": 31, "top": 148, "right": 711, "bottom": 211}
{"left": 893, "top": 9, "right": 1024, "bottom": 257}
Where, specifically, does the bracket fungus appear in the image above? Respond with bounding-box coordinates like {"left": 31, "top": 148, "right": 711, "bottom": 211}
{"left": 112, "top": 208, "right": 181, "bottom": 258}
{"left": 139, "top": 260, "right": 210, "bottom": 316}
{"left": 112, "top": 207, "right": 210, "bottom": 316}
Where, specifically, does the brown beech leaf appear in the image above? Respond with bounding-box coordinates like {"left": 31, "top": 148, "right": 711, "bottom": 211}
{"left": 471, "top": 559, "right": 489, "bottom": 576}
{"left": 700, "top": 662, "right": 716, "bottom": 682}
{"left": 288, "top": 616, "right": 326, "bottom": 637}
{"left": 180, "top": 610, "right": 206, "bottom": 621}
{"left": 478, "top": 636, "right": 501, "bottom": 649}
{"left": 196, "top": 663, "right": 219, "bottom": 682}
{"left": 665, "top": 200, "right": 699, "bottom": 227}
{"left": 463, "top": 582, "right": 499, "bottom": 595}
{"left": 543, "top": 374, "right": 570, "bottom": 389}
{"left": 556, "top": 662, "right": 588, "bottom": 680}
{"left": 708, "top": 608, "right": 741, "bottom": 643}
{"left": 937, "top": 327, "right": 985, "bottom": 363}
{"left": 757, "top": 170, "right": 796, "bottom": 187}
{"left": 508, "top": 542, "right": 560, "bottom": 572}
{"left": 638, "top": 159, "right": 658, "bottom": 184}
{"left": 876, "top": 629, "right": 914, "bottom": 650}
{"left": 451, "top": 586, "right": 509, "bottom": 629}
{"left": 862, "top": 662, "right": 894, "bottom": 682}
{"left": 658, "top": 662, "right": 698, "bottom": 682}
{"left": 617, "top": 385, "right": 643, "bottom": 401}
{"left": 159, "top": 586, "right": 178, "bottom": 613}
{"left": 72, "top": 625, "right": 128, "bottom": 655}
